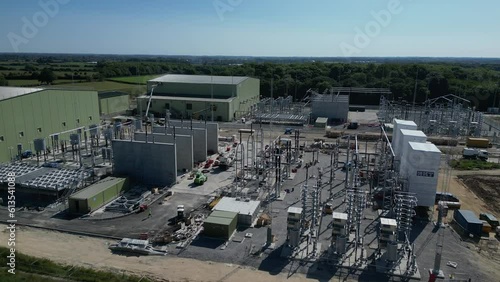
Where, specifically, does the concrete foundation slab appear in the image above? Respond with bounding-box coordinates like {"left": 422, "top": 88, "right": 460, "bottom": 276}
{"left": 374, "top": 246, "right": 421, "bottom": 280}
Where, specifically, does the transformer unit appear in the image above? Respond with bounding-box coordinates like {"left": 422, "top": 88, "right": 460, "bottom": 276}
{"left": 379, "top": 217, "right": 397, "bottom": 244}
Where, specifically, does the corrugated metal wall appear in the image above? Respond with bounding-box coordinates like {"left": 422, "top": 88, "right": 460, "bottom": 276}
{"left": 0, "top": 89, "right": 99, "bottom": 163}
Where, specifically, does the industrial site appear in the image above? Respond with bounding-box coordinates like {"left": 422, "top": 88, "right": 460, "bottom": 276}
{"left": 0, "top": 72, "right": 499, "bottom": 282}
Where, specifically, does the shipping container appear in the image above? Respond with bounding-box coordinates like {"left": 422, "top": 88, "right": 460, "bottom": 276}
{"left": 454, "top": 210, "right": 483, "bottom": 237}
{"left": 466, "top": 137, "right": 490, "bottom": 148}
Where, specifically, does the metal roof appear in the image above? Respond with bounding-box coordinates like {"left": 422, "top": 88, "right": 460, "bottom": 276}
{"left": 408, "top": 141, "right": 441, "bottom": 153}
{"left": 315, "top": 117, "right": 328, "bottom": 123}
{"left": 98, "top": 91, "right": 129, "bottom": 99}
{"left": 150, "top": 74, "right": 249, "bottom": 85}
{"left": 330, "top": 87, "right": 392, "bottom": 94}
{"left": 205, "top": 210, "right": 238, "bottom": 226}
{"left": 137, "top": 95, "right": 234, "bottom": 103}
{"left": 393, "top": 119, "right": 417, "bottom": 126}
{"left": 311, "top": 94, "right": 349, "bottom": 103}
{"left": 70, "top": 176, "right": 127, "bottom": 200}
{"left": 400, "top": 129, "right": 427, "bottom": 137}
{"left": 456, "top": 210, "right": 483, "bottom": 224}
{"left": 210, "top": 210, "right": 238, "bottom": 219}
{"left": 204, "top": 215, "right": 234, "bottom": 226}
{"left": 213, "top": 197, "right": 260, "bottom": 216}
{"left": 332, "top": 212, "right": 348, "bottom": 220}
{"left": 380, "top": 218, "right": 398, "bottom": 226}
{"left": 288, "top": 207, "right": 303, "bottom": 214}
{"left": 0, "top": 86, "right": 43, "bottom": 101}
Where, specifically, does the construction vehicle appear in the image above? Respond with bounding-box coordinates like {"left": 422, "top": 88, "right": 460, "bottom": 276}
{"left": 177, "top": 205, "right": 185, "bottom": 218}
{"left": 462, "top": 148, "right": 488, "bottom": 161}
{"left": 219, "top": 153, "right": 234, "bottom": 168}
{"left": 347, "top": 121, "right": 359, "bottom": 129}
{"left": 193, "top": 171, "right": 207, "bottom": 185}
{"left": 466, "top": 137, "right": 491, "bottom": 149}
{"left": 479, "top": 213, "right": 499, "bottom": 228}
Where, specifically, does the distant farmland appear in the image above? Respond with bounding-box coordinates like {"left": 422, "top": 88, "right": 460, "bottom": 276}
{"left": 107, "top": 74, "right": 163, "bottom": 85}
{"left": 45, "top": 81, "right": 146, "bottom": 96}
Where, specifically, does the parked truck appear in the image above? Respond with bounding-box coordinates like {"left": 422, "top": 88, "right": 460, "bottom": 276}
{"left": 479, "top": 213, "right": 499, "bottom": 228}
{"left": 462, "top": 147, "right": 488, "bottom": 161}
{"left": 466, "top": 137, "right": 491, "bottom": 148}
{"left": 454, "top": 209, "right": 483, "bottom": 237}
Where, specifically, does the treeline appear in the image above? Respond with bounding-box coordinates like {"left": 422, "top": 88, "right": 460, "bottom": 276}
{"left": 95, "top": 61, "right": 500, "bottom": 110}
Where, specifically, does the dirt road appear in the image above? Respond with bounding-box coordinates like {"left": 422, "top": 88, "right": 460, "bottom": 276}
{"left": 438, "top": 169, "right": 500, "bottom": 217}
{"left": 0, "top": 225, "right": 342, "bottom": 282}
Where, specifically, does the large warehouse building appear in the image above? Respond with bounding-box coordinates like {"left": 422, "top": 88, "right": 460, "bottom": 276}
{"left": 310, "top": 93, "right": 349, "bottom": 122}
{"left": 98, "top": 91, "right": 130, "bottom": 116}
{"left": 0, "top": 87, "right": 100, "bottom": 163}
{"left": 137, "top": 74, "right": 260, "bottom": 122}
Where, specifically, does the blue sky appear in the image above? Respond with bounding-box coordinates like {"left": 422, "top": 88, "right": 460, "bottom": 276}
{"left": 0, "top": 0, "right": 499, "bottom": 57}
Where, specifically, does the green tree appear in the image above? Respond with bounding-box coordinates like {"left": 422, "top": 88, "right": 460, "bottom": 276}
{"left": 0, "top": 75, "right": 8, "bottom": 86}
{"left": 38, "top": 68, "right": 56, "bottom": 84}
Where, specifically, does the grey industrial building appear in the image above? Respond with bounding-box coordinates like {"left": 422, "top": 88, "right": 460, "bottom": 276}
{"left": 310, "top": 93, "right": 349, "bottom": 122}
{"left": 137, "top": 74, "right": 260, "bottom": 122}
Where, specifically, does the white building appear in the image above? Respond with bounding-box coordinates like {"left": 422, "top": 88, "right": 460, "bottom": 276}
{"left": 392, "top": 119, "right": 417, "bottom": 155}
{"left": 213, "top": 197, "right": 260, "bottom": 226}
{"left": 400, "top": 141, "right": 441, "bottom": 207}
{"left": 396, "top": 129, "right": 427, "bottom": 161}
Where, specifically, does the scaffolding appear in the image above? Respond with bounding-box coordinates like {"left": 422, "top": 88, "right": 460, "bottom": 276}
{"left": 378, "top": 94, "right": 483, "bottom": 137}
{"left": 253, "top": 96, "right": 309, "bottom": 125}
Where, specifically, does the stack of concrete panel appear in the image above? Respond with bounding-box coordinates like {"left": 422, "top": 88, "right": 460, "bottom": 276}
{"left": 134, "top": 132, "right": 193, "bottom": 172}
{"left": 153, "top": 126, "right": 207, "bottom": 162}
{"left": 399, "top": 141, "right": 441, "bottom": 207}
{"left": 112, "top": 140, "right": 177, "bottom": 187}
{"left": 392, "top": 119, "right": 417, "bottom": 156}
{"left": 166, "top": 120, "right": 219, "bottom": 154}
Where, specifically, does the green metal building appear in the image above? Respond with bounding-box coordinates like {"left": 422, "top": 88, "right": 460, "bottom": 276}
{"left": 137, "top": 74, "right": 260, "bottom": 122}
{"left": 0, "top": 87, "right": 100, "bottom": 163}
{"left": 203, "top": 210, "right": 238, "bottom": 239}
{"left": 98, "top": 91, "right": 130, "bottom": 116}
{"left": 68, "top": 176, "right": 129, "bottom": 214}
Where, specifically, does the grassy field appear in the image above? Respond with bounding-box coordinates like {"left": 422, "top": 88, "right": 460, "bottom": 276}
{"left": 107, "top": 74, "right": 162, "bottom": 85}
{"left": 450, "top": 159, "right": 500, "bottom": 170}
{"left": 0, "top": 247, "right": 153, "bottom": 282}
{"left": 46, "top": 81, "right": 146, "bottom": 96}
{"left": 7, "top": 79, "right": 78, "bottom": 86}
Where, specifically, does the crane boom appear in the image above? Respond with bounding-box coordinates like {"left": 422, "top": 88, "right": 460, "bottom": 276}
{"left": 144, "top": 85, "right": 157, "bottom": 120}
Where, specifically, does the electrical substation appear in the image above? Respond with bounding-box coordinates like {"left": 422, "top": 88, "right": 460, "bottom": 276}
{"left": 1, "top": 81, "right": 499, "bottom": 282}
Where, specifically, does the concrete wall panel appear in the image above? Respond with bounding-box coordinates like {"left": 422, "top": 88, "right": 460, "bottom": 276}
{"left": 112, "top": 140, "right": 177, "bottom": 186}
{"left": 153, "top": 126, "right": 207, "bottom": 162}
{"left": 134, "top": 132, "right": 193, "bottom": 171}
